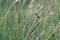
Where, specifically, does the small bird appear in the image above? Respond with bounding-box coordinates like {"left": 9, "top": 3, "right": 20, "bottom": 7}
{"left": 35, "top": 13, "right": 40, "bottom": 18}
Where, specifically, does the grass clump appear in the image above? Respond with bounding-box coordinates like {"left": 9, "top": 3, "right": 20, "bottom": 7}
{"left": 0, "top": 0, "right": 60, "bottom": 40}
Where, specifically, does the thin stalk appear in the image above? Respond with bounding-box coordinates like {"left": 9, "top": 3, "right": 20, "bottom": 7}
{"left": 26, "top": 13, "right": 40, "bottom": 37}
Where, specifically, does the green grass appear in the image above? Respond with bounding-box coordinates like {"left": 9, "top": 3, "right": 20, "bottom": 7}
{"left": 0, "top": 0, "right": 60, "bottom": 40}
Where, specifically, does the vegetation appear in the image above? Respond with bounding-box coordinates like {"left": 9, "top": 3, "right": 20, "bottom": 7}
{"left": 0, "top": 0, "right": 60, "bottom": 40}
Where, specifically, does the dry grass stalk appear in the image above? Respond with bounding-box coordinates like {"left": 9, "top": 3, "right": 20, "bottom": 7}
{"left": 54, "top": 22, "right": 60, "bottom": 33}
{"left": 9, "top": 0, "right": 19, "bottom": 10}
{"left": 26, "top": 13, "right": 40, "bottom": 37}
{"left": 36, "top": 30, "right": 45, "bottom": 40}
{"left": 49, "top": 12, "right": 55, "bottom": 29}
{"left": 12, "top": 0, "right": 19, "bottom": 38}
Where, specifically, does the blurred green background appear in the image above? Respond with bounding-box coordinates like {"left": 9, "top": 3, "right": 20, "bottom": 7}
{"left": 0, "top": 0, "right": 60, "bottom": 40}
